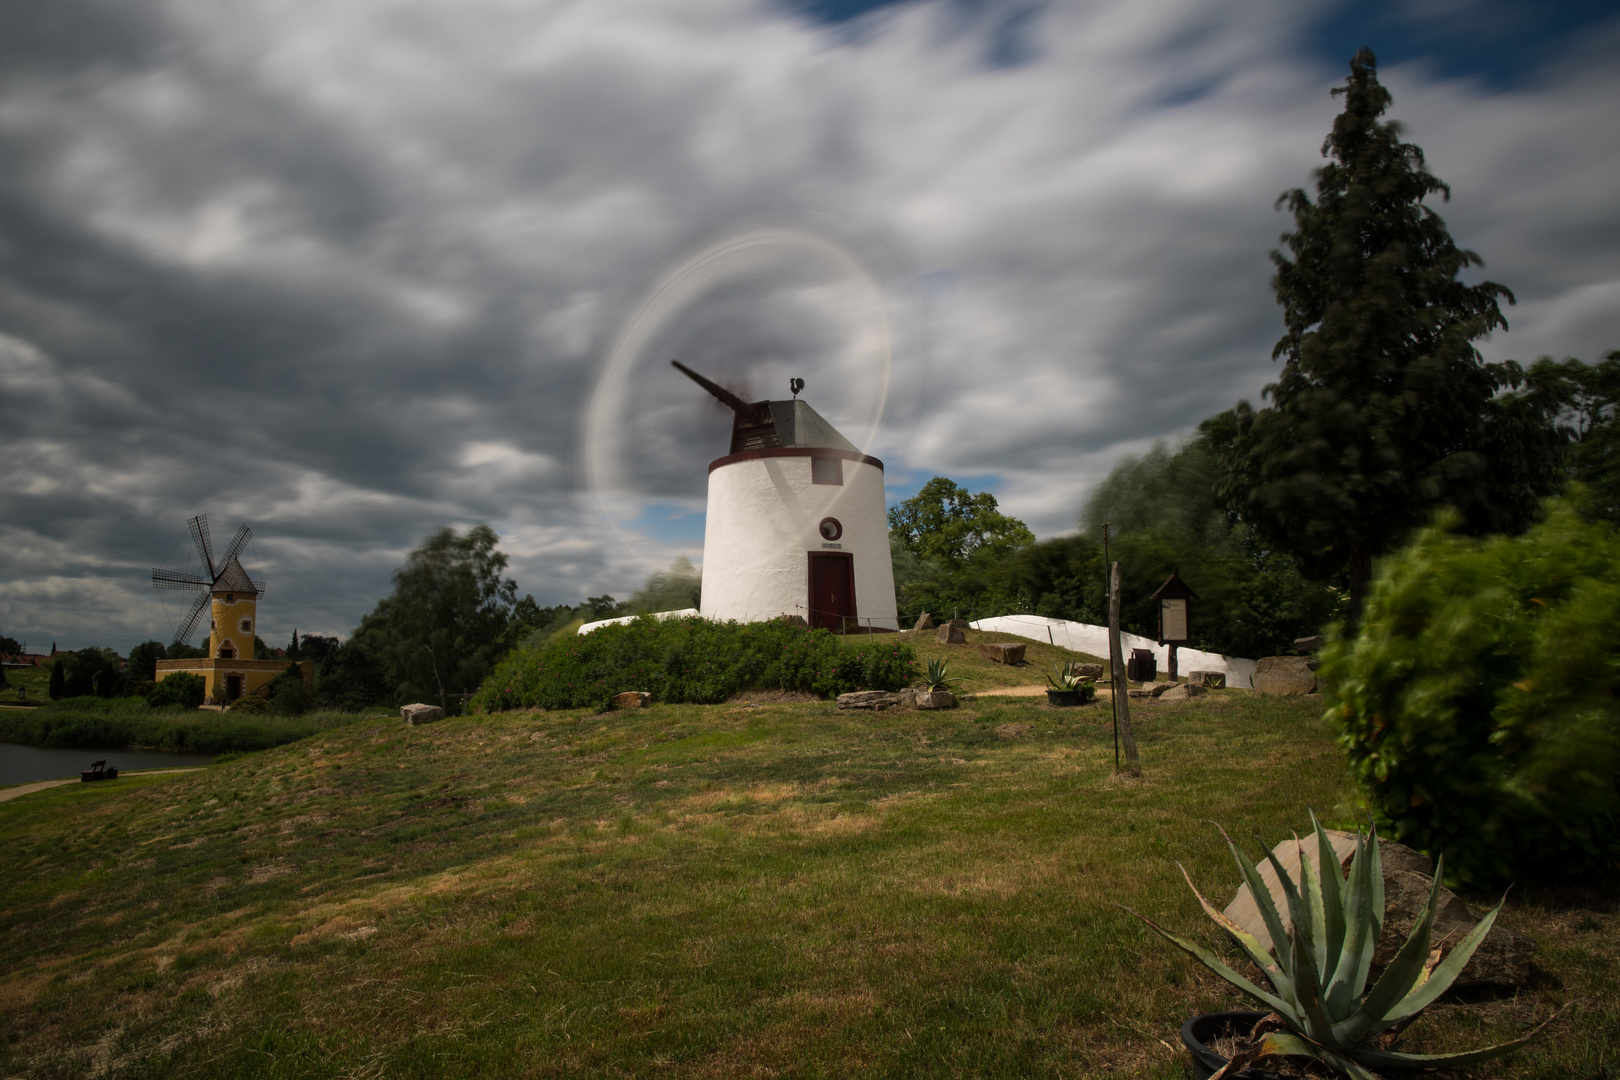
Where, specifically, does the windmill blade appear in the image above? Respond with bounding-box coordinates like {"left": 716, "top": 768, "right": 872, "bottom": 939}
{"left": 174, "top": 591, "right": 211, "bottom": 646}
{"left": 152, "top": 568, "right": 210, "bottom": 591}
{"left": 189, "top": 515, "right": 216, "bottom": 581}
{"left": 218, "top": 522, "right": 253, "bottom": 568}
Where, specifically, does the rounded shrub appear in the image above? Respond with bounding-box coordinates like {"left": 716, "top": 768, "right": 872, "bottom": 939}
{"left": 227, "top": 694, "right": 273, "bottom": 715}
{"left": 471, "top": 615, "right": 916, "bottom": 712}
{"left": 1323, "top": 500, "right": 1620, "bottom": 886}
{"left": 146, "top": 671, "right": 206, "bottom": 710}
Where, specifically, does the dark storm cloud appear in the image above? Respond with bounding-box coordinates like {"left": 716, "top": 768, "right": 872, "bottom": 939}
{"left": 1, "top": 0, "right": 1617, "bottom": 650}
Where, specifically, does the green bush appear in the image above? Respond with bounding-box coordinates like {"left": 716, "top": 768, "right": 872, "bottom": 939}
{"left": 146, "top": 672, "right": 206, "bottom": 710}
{"left": 1324, "top": 500, "right": 1620, "bottom": 886}
{"left": 268, "top": 663, "right": 312, "bottom": 716}
{"left": 471, "top": 616, "right": 915, "bottom": 712}
{"left": 227, "top": 694, "right": 273, "bottom": 715}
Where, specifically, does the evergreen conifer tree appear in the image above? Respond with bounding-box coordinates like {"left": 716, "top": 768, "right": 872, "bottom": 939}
{"left": 1217, "top": 48, "right": 1551, "bottom": 629}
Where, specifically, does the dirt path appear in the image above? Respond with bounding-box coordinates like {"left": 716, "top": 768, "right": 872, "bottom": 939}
{"left": 0, "top": 768, "right": 205, "bottom": 804}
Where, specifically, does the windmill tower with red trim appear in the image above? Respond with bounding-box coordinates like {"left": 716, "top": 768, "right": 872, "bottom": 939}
{"left": 673, "top": 361, "right": 898, "bottom": 632}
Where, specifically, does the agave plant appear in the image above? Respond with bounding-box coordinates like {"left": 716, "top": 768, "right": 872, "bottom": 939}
{"left": 917, "top": 658, "right": 961, "bottom": 692}
{"left": 1121, "top": 813, "right": 1564, "bottom": 1079}
{"left": 1046, "top": 660, "right": 1094, "bottom": 692}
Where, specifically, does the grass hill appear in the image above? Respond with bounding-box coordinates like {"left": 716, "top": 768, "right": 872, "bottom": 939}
{"left": 1, "top": 671, "right": 1606, "bottom": 1078}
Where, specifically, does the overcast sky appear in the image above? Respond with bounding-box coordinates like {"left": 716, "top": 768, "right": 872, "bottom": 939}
{"left": 2, "top": 0, "right": 1617, "bottom": 653}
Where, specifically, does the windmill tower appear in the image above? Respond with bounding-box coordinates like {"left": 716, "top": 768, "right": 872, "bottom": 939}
{"left": 151, "top": 515, "right": 307, "bottom": 705}
{"left": 673, "top": 362, "right": 899, "bottom": 632}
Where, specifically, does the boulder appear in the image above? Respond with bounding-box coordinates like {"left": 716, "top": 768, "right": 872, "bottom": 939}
{"left": 401, "top": 703, "right": 444, "bottom": 726}
{"left": 1293, "top": 634, "right": 1325, "bottom": 652}
{"left": 1376, "top": 865, "right": 1537, "bottom": 989}
{"left": 1224, "top": 832, "right": 1536, "bottom": 989}
{"left": 978, "top": 642, "right": 1026, "bottom": 665}
{"left": 898, "top": 687, "right": 959, "bottom": 708}
{"left": 614, "top": 691, "right": 651, "bottom": 709}
{"left": 1187, "top": 669, "right": 1226, "bottom": 689}
{"left": 779, "top": 614, "right": 809, "bottom": 628}
{"left": 1253, "top": 655, "right": 1317, "bottom": 695}
{"left": 1156, "top": 683, "right": 1206, "bottom": 702}
{"left": 913, "top": 612, "right": 935, "bottom": 631}
{"left": 935, "top": 619, "right": 968, "bottom": 645}
{"left": 837, "top": 691, "right": 903, "bottom": 709}
{"left": 1071, "top": 663, "right": 1105, "bottom": 680}
{"left": 1127, "top": 687, "right": 1155, "bottom": 699}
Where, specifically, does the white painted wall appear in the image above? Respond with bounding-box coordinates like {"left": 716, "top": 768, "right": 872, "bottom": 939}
{"left": 701, "top": 455, "right": 899, "bottom": 630}
{"left": 578, "top": 609, "right": 699, "bottom": 635}
{"left": 968, "top": 614, "right": 1257, "bottom": 686}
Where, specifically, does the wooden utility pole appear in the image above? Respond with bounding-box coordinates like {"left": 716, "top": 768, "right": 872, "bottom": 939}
{"left": 1108, "top": 561, "right": 1141, "bottom": 776}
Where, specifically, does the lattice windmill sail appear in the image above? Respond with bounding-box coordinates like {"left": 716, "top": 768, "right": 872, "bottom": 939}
{"left": 152, "top": 515, "right": 266, "bottom": 646}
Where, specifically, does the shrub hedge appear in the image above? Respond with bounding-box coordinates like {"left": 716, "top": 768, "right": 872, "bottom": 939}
{"left": 0, "top": 699, "right": 371, "bottom": 753}
{"left": 471, "top": 616, "right": 915, "bottom": 712}
{"left": 1324, "top": 500, "right": 1620, "bottom": 886}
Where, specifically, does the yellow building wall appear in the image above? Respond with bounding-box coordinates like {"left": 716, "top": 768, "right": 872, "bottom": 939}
{"left": 154, "top": 659, "right": 314, "bottom": 706}
{"left": 208, "top": 592, "right": 258, "bottom": 661}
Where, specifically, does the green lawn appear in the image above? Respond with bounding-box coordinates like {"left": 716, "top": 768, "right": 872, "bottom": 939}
{"left": 1, "top": 663, "right": 51, "bottom": 706}
{"left": 0, "top": 691, "right": 1608, "bottom": 1078}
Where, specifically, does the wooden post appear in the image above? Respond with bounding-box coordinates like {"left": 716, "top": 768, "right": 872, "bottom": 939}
{"left": 1168, "top": 642, "right": 1178, "bottom": 682}
{"left": 1109, "top": 561, "right": 1141, "bottom": 775}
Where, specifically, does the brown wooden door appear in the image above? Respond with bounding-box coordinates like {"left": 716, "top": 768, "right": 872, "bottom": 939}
{"left": 808, "top": 553, "right": 856, "bottom": 631}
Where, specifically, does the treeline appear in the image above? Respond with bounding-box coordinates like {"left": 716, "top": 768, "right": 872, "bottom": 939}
{"left": 309, "top": 532, "right": 704, "bottom": 713}
{"left": 889, "top": 462, "right": 1341, "bottom": 659}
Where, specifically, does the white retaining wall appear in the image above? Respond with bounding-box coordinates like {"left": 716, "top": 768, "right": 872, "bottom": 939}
{"left": 578, "top": 608, "right": 700, "bottom": 635}
{"left": 967, "top": 614, "right": 1257, "bottom": 686}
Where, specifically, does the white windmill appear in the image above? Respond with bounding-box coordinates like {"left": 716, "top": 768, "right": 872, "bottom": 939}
{"left": 673, "top": 361, "right": 898, "bottom": 632}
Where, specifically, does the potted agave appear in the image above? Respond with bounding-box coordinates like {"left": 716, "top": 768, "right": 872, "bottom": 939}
{"left": 1045, "top": 660, "right": 1097, "bottom": 707}
{"left": 1121, "top": 814, "right": 1565, "bottom": 1079}
{"left": 905, "top": 658, "right": 961, "bottom": 709}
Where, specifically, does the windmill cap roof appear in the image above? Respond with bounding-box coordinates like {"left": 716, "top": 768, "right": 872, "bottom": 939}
{"left": 212, "top": 558, "right": 263, "bottom": 596}
{"left": 762, "top": 399, "right": 860, "bottom": 453}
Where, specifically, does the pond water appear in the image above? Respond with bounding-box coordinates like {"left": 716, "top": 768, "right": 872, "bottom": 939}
{"left": 0, "top": 743, "right": 215, "bottom": 786}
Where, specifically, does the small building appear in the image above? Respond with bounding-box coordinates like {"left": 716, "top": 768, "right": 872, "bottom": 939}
{"left": 675, "top": 362, "right": 898, "bottom": 632}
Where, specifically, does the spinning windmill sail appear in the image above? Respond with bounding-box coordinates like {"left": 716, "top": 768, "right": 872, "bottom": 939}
{"left": 152, "top": 515, "right": 266, "bottom": 645}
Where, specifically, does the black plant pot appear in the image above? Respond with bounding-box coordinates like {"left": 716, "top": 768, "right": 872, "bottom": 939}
{"left": 1046, "top": 689, "right": 1083, "bottom": 707}
{"left": 1182, "top": 1011, "right": 1286, "bottom": 1080}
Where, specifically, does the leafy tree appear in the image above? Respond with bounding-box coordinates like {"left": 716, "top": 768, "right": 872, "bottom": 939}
{"left": 298, "top": 633, "right": 341, "bottom": 663}
{"left": 0, "top": 635, "right": 20, "bottom": 657}
{"left": 62, "top": 648, "right": 121, "bottom": 698}
{"left": 1529, "top": 350, "right": 1620, "bottom": 521}
{"left": 626, "top": 556, "right": 702, "bottom": 614}
{"left": 1084, "top": 439, "right": 1343, "bottom": 657}
{"left": 48, "top": 658, "right": 64, "bottom": 700}
{"left": 268, "top": 662, "right": 312, "bottom": 716}
{"left": 127, "top": 640, "right": 168, "bottom": 683}
{"left": 347, "top": 524, "right": 524, "bottom": 709}
{"left": 314, "top": 641, "right": 390, "bottom": 711}
{"left": 147, "top": 671, "right": 205, "bottom": 710}
{"left": 166, "top": 641, "right": 207, "bottom": 660}
{"left": 253, "top": 635, "right": 275, "bottom": 660}
{"left": 888, "top": 477, "right": 1034, "bottom": 567}
{"left": 1215, "top": 49, "right": 1562, "bottom": 630}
